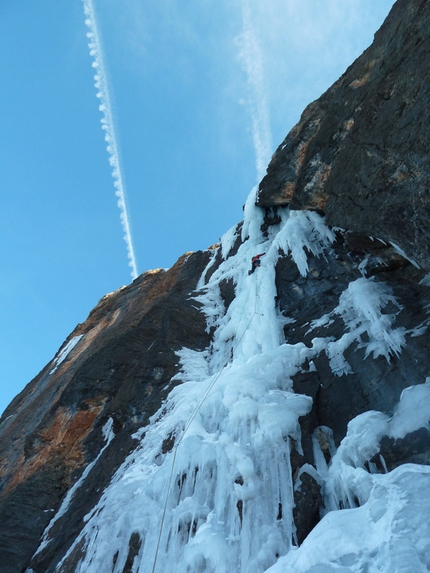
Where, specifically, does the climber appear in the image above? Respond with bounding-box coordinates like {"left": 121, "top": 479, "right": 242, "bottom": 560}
{"left": 248, "top": 253, "right": 264, "bottom": 275}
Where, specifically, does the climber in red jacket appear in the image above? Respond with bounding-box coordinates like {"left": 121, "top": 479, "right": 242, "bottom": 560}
{"left": 248, "top": 253, "right": 264, "bottom": 275}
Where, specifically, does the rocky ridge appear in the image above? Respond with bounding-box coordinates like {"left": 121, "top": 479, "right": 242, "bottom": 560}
{"left": 258, "top": 0, "right": 430, "bottom": 269}
{"left": 0, "top": 252, "right": 212, "bottom": 572}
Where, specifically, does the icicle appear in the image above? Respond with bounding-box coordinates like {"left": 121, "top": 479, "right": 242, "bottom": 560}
{"left": 53, "top": 202, "right": 326, "bottom": 573}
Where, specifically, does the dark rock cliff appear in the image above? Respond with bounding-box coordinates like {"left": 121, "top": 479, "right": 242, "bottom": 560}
{"left": 1, "top": 0, "right": 430, "bottom": 571}
{"left": 0, "top": 252, "right": 212, "bottom": 573}
{"left": 258, "top": 0, "right": 430, "bottom": 270}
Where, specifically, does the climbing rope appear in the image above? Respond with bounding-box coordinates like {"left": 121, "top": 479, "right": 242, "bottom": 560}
{"left": 151, "top": 272, "right": 261, "bottom": 573}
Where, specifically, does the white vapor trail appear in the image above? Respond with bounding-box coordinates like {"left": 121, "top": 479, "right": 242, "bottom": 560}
{"left": 238, "top": 0, "right": 273, "bottom": 181}
{"left": 82, "top": 0, "right": 138, "bottom": 280}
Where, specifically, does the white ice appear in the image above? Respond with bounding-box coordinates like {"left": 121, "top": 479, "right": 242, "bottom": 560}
{"left": 268, "top": 380, "right": 430, "bottom": 573}
{"left": 389, "top": 378, "right": 430, "bottom": 440}
{"left": 49, "top": 334, "right": 83, "bottom": 374}
{"left": 268, "top": 464, "right": 430, "bottom": 573}
{"left": 33, "top": 418, "right": 115, "bottom": 557}
{"left": 309, "top": 276, "right": 406, "bottom": 375}
{"left": 390, "top": 241, "right": 421, "bottom": 269}
{"left": 35, "top": 199, "right": 427, "bottom": 573}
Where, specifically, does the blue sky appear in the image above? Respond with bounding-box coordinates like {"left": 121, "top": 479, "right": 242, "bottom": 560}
{"left": 0, "top": 0, "right": 395, "bottom": 415}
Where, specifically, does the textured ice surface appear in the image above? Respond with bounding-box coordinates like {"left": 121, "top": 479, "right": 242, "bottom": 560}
{"left": 309, "top": 277, "right": 406, "bottom": 375}
{"left": 268, "top": 383, "right": 430, "bottom": 573}
{"left": 34, "top": 202, "right": 428, "bottom": 573}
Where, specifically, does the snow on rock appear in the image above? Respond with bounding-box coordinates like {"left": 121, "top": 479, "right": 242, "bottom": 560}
{"left": 53, "top": 205, "right": 336, "bottom": 573}
{"left": 33, "top": 418, "right": 115, "bottom": 557}
{"left": 272, "top": 210, "right": 335, "bottom": 276}
{"left": 49, "top": 334, "right": 83, "bottom": 374}
{"left": 220, "top": 223, "right": 240, "bottom": 258}
{"left": 267, "top": 464, "right": 430, "bottom": 573}
{"left": 309, "top": 276, "right": 406, "bottom": 375}
{"left": 51, "top": 204, "right": 418, "bottom": 573}
{"left": 267, "top": 380, "right": 430, "bottom": 573}
{"left": 389, "top": 378, "right": 430, "bottom": 440}
{"left": 390, "top": 241, "right": 421, "bottom": 269}
{"left": 420, "top": 272, "right": 430, "bottom": 286}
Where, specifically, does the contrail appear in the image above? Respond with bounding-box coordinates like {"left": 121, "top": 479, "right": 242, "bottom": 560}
{"left": 82, "top": 0, "right": 138, "bottom": 280}
{"left": 238, "top": 0, "right": 273, "bottom": 181}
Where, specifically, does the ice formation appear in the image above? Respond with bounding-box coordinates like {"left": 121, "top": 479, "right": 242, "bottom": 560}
{"left": 49, "top": 335, "right": 84, "bottom": 374}
{"left": 33, "top": 196, "right": 430, "bottom": 573}
{"left": 309, "top": 276, "right": 406, "bottom": 376}
{"left": 33, "top": 418, "right": 115, "bottom": 557}
{"left": 268, "top": 381, "right": 430, "bottom": 573}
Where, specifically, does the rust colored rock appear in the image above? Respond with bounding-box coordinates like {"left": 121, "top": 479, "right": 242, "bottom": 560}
{"left": 0, "top": 250, "right": 212, "bottom": 573}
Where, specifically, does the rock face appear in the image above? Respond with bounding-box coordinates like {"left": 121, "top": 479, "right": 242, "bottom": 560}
{"left": 1, "top": 0, "right": 430, "bottom": 571}
{"left": 0, "top": 252, "right": 212, "bottom": 573}
{"left": 258, "top": 0, "right": 430, "bottom": 270}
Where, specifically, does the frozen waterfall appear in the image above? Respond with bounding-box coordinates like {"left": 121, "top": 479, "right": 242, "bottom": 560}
{"left": 34, "top": 196, "right": 430, "bottom": 573}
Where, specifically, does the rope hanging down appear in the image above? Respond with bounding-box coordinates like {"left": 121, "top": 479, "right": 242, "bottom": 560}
{"left": 151, "top": 275, "right": 260, "bottom": 573}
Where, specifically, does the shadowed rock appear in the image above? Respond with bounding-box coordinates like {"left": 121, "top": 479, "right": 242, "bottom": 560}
{"left": 1, "top": 0, "right": 430, "bottom": 569}
{"left": 0, "top": 251, "right": 212, "bottom": 573}
{"left": 258, "top": 0, "right": 430, "bottom": 270}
